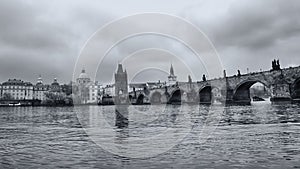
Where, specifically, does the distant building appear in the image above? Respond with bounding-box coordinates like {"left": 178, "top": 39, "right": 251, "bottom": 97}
{"left": 129, "top": 83, "right": 147, "bottom": 93}
{"left": 75, "top": 68, "right": 91, "bottom": 104}
{"left": 74, "top": 68, "right": 102, "bottom": 104}
{"left": 88, "top": 81, "right": 102, "bottom": 104}
{"left": 168, "top": 64, "right": 177, "bottom": 86}
{"left": 50, "top": 78, "right": 61, "bottom": 92}
{"left": 146, "top": 81, "right": 164, "bottom": 89}
{"left": 103, "top": 84, "right": 115, "bottom": 97}
{"left": 33, "top": 75, "right": 49, "bottom": 101}
{"left": 0, "top": 79, "right": 33, "bottom": 100}
{"left": 76, "top": 68, "right": 91, "bottom": 85}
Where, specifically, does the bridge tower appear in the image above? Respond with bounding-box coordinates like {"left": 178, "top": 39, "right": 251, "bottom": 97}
{"left": 168, "top": 64, "right": 177, "bottom": 85}
{"left": 115, "top": 64, "right": 128, "bottom": 99}
{"left": 114, "top": 63, "right": 129, "bottom": 128}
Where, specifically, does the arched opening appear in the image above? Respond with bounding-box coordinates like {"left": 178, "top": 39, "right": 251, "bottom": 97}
{"left": 291, "top": 78, "right": 300, "bottom": 100}
{"left": 168, "top": 89, "right": 181, "bottom": 104}
{"left": 234, "top": 81, "right": 270, "bottom": 104}
{"left": 199, "top": 86, "right": 212, "bottom": 104}
{"left": 136, "top": 94, "right": 144, "bottom": 105}
{"left": 150, "top": 92, "right": 162, "bottom": 104}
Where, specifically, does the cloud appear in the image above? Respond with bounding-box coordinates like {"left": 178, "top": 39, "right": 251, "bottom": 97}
{"left": 0, "top": 0, "right": 299, "bottom": 84}
{"left": 182, "top": 0, "right": 300, "bottom": 75}
{"left": 0, "top": 0, "right": 112, "bottom": 84}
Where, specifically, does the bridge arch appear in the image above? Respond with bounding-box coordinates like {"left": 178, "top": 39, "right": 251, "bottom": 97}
{"left": 199, "top": 86, "right": 212, "bottom": 104}
{"left": 168, "top": 88, "right": 182, "bottom": 104}
{"left": 150, "top": 92, "right": 162, "bottom": 104}
{"left": 233, "top": 80, "right": 270, "bottom": 104}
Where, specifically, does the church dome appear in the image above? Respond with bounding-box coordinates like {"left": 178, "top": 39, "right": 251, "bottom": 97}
{"left": 78, "top": 69, "right": 89, "bottom": 79}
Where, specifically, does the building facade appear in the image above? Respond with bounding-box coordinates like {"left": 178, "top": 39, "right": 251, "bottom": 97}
{"left": 33, "top": 75, "right": 49, "bottom": 101}
{"left": 88, "top": 81, "right": 102, "bottom": 103}
{"left": 74, "top": 68, "right": 102, "bottom": 104}
{"left": 0, "top": 79, "right": 34, "bottom": 100}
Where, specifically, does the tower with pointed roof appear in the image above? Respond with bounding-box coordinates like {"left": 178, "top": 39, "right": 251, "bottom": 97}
{"left": 168, "top": 64, "right": 177, "bottom": 85}
{"left": 115, "top": 63, "right": 128, "bottom": 98}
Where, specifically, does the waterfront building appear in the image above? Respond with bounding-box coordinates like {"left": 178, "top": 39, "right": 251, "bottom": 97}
{"left": 74, "top": 68, "right": 103, "bottom": 104}
{"left": 76, "top": 68, "right": 91, "bottom": 85}
{"left": 87, "top": 81, "right": 102, "bottom": 104}
{"left": 33, "top": 75, "right": 49, "bottom": 101}
{"left": 50, "top": 78, "right": 61, "bottom": 92}
{"left": 75, "top": 68, "right": 91, "bottom": 104}
{"left": 0, "top": 79, "right": 33, "bottom": 100}
{"left": 103, "top": 84, "right": 115, "bottom": 97}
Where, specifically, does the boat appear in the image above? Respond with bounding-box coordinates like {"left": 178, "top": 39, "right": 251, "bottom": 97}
{"left": 8, "top": 103, "right": 21, "bottom": 106}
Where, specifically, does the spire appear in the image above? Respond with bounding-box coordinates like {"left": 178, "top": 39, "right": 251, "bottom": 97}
{"left": 117, "top": 63, "right": 124, "bottom": 73}
{"left": 170, "top": 64, "right": 174, "bottom": 76}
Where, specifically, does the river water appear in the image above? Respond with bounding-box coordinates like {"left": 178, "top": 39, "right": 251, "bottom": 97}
{"left": 0, "top": 103, "right": 299, "bottom": 169}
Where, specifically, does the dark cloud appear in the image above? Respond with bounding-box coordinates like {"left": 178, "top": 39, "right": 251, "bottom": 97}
{"left": 212, "top": 0, "right": 300, "bottom": 50}
{"left": 0, "top": 0, "right": 299, "bottom": 84}
{"left": 183, "top": 0, "right": 300, "bottom": 76}
{"left": 0, "top": 0, "right": 112, "bottom": 84}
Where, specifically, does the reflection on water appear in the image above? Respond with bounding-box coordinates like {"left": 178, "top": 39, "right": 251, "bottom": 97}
{"left": 0, "top": 103, "right": 299, "bottom": 168}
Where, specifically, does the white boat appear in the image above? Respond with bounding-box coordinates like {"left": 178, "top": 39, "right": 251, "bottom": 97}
{"left": 8, "top": 103, "right": 21, "bottom": 106}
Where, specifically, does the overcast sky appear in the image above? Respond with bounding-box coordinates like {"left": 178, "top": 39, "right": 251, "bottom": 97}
{"left": 0, "top": 0, "right": 300, "bottom": 85}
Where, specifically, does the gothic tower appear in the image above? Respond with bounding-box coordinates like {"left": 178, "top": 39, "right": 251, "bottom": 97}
{"left": 114, "top": 63, "right": 129, "bottom": 128}
{"left": 168, "top": 64, "right": 177, "bottom": 85}
{"left": 115, "top": 64, "right": 128, "bottom": 98}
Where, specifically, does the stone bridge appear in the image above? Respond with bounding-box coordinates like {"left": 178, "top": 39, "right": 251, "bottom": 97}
{"left": 129, "top": 66, "right": 300, "bottom": 105}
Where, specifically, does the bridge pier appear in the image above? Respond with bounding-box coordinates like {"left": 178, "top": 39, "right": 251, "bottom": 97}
{"left": 270, "top": 82, "right": 292, "bottom": 103}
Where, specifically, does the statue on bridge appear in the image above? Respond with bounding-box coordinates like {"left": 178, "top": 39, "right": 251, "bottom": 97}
{"left": 237, "top": 70, "right": 241, "bottom": 76}
{"left": 202, "top": 74, "right": 207, "bottom": 82}
{"left": 272, "top": 59, "right": 281, "bottom": 71}
{"left": 188, "top": 75, "right": 192, "bottom": 83}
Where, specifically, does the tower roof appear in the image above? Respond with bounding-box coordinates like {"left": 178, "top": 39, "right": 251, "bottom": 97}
{"left": 170, "top": 64, "right": 174, "bottom": 76}
{"left": 117, "top": 64, "right": 124, "bottom": 73}
{"left": 52, "top": 78, "right": 59, "bottom": 85}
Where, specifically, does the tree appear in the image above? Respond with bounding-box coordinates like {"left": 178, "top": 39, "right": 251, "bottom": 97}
{"left": 43, "top": 92, "right": 69, "bottom": 105}
{"left": 1, "top": 93, "right": 14, "bottom": 100}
